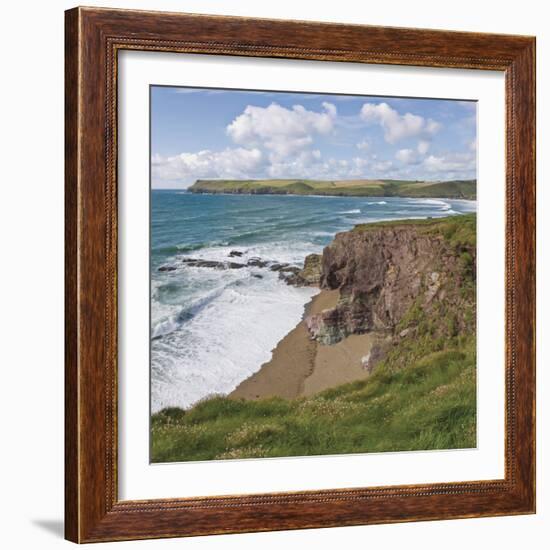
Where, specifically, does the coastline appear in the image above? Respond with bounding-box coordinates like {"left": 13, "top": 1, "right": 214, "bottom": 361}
{"left": 188, "top": 178, "right": 477, "bottom": 201}
{"left": 185, "top": 190, "right": 478, "bottom": 203}
{"left": 152, "top": 213, "right": 477, "bottom": 462}
{"left": 230, "top": 289, "right": 377, "bottom": 400}
{"left": 152, "top": 191, "right": 476, "bottom": 413}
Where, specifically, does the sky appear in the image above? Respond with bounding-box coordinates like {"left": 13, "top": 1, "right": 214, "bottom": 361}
{"left": 151, "top": 86, "right": 477, "bottom": 189}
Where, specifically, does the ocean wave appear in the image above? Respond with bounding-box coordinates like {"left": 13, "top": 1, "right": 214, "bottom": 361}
{"left": 338, "top": 209, "right": 361, "bottom": 214}
{"left": 407, "top": 198, "right": 449, "bottom": 209}
{"left": 152, "top": 285, "right": 228, "bottom": 339}
{"left": 153, "top": 241, "right": 230, "bottom": 254}
{"left": 227, "top": 217, "right": 332, "bottom": 243}
{"left": 367, "top": 201, "right": 387, "bottom": 205}
{"left": 151, "top": 273, "right": 318, "bottom": 412}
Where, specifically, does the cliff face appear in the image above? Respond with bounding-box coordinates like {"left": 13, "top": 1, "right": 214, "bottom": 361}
{"left": 305, "top": 216, "right": 476, "bottom": 346}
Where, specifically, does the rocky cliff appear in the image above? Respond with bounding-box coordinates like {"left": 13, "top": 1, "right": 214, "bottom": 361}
{"left": 304, "top": 215, "right": 476, "bottom": 350}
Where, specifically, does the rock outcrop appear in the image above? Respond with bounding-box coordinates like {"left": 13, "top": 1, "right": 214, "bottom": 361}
{"left": 305, "top": 217, "right": 476, "bottom": 345}
{"left": 168, "top": 253, "right": 323, "bottom": 286}
{"left": 179, "top": 258, "right": 247, "bottom": 269}
{"left": 298, "top": 253, "right": 323, "bottom": 286}
{"left": 281, "top": 254, "right": 323, "bottom": 286}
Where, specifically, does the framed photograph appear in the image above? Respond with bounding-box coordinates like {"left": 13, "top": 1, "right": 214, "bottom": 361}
{"left": 65, "top": 7, "right": 536, "bottom": 543}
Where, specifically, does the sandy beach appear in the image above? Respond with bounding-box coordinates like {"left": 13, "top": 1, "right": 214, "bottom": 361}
{"left": 230, "top": 289, "right": 376, "bottom": 400}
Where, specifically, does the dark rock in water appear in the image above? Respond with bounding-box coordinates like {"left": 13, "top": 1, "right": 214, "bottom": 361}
{"left": 158, "top": 265, "right": 177, "bottom": 272}
{"left": 277, "top": 266, "right": 299, "bottom": 275}
{"left": 185, "top": 259, "right": 222, "bottom": 268}
{"left": 181, "top": 258, "right": 245, "bottom": 269}
{"left": 181, "top": 257, "right": 199, "bottom": 264}
{"left": 228, "top": 250, "right": 244, "bottom": 257}
{"left": 281, "top": 275, "right": 302, "bottom": 286}
{"left": 277, "top": 266, "right": 300, "bottom": 280}
{"left": 247, "top": 257, "right": 269, "bottom": 268}
{"left": 269, "top": 262, "right": 290, "bottom": 272}
{"left": 278, "top": 266, "right": 303, "bottom": 285}
{"left": 279, "top": 254, "right": 323, "bottom": 287}
{"left": 252, "top": 273, "right": 263, "bottom": 279}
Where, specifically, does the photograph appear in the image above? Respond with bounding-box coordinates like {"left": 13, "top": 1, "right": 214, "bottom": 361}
{"left": 149, "top": 86, "right": 478, "bottom": 463}
{"left": 55, "top": 3, "right": 537, "bottom": 544}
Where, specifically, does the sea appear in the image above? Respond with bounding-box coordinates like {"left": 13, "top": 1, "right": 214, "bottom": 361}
{"left": 151, "top": 192, "right": 476, "bottom": 413}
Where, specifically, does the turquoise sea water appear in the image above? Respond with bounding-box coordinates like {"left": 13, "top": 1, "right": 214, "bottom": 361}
{"left": 151, "top": 192, "right": 476, "bottom": 412}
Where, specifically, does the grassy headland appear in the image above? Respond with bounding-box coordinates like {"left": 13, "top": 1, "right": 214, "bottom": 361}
{"left": 151, "top": 214, "right": 476, "bottom": 462}
{"left": 188, "top": 178, "right": 476, "bottom": 200}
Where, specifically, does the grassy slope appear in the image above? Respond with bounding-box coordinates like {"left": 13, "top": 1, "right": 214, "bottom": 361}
{"left": 354, "top": 211, "right": 476, "bottom": 244}
{"left": 151, "top": 215, "right": 477, "bottom": 462}
{"left": 188, "top": 178, "right": 477, "bottom": 200}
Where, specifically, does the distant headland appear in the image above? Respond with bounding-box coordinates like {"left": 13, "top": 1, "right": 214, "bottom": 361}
{"left": 187, "top": 178, "right": 476, "bottom": 200}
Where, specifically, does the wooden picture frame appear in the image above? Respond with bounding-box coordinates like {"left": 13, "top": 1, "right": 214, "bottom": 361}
{"left": 65, "top": 6, "right": 536, "bottom": 543}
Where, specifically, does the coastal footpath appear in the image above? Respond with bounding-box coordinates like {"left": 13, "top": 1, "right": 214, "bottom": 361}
{"left": 152, "top": 214, "right": 477, "bottom": 462}
{"left": 188, "top": 178, "right": 476, "bottom": 200}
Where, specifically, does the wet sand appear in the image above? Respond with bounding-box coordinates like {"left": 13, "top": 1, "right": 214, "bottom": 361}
{"left": 230, "top": 289, "right": 375, "bottom": 400}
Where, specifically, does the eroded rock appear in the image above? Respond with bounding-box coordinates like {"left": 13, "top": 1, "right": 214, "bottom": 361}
{"left": 181, "top": 258, "right": 246, "bottom": 269}
{"left": 305, "top": 224, "right": 475, "bottom": 345}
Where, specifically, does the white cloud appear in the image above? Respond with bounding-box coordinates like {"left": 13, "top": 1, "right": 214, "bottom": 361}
{"left": 351, "top": 157, "right": 369, "bottom": 170}
{"left": 226, "top": 102, "right": 337, "bottom": 158}
{"left": 425, "top": 119, "right": 442, "bottom": 134}
{"left": 395, "top": 148, "right": 419, "bottom": 164}
{"left": 372, "top": 160, "right": 394, "bottom": 172}
{"left": 152, "top": 99, "right": 475, "bottom": 187}
{"left": 263, "top": 149, "right": 397, "bottom": 181}
{"left": 359, "top": 102, "right": 441, "bottom": 144}
{"left": 396, "top": 141, "right": 431, "bottom": 164}
{"left": 422, "top": 152, "right": 476, "bottom": 175}
{"left": 322, "top": 101, "right": 337, "bottom": 118}
{"left": 267, "top": 149, "right": 325, "bottom": 178}
{"left": 417, "top": 140, "right": 430, "bottom": 155}
{"left": 152, "top": 148, "right": 264, "bottom": 185}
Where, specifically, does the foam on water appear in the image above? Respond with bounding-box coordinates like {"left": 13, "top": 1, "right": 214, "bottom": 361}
{"left": 151, "top": 262, "right": 318, "bottom": 412}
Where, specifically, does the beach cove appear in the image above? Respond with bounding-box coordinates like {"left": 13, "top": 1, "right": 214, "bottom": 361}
{"left": 230, "top": 290, "right": 380, "bottom": 400}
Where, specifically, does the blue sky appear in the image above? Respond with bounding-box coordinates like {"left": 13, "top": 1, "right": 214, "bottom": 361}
{"left": 151, "top": 86, "right": 477, "bottom": 189}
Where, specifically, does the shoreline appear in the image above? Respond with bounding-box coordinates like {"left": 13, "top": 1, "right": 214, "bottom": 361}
{"left": 230, "top": 289, "right": 377, "bottom": 401}
{"left": 182, "top": 190, "right": 477, "bottom": 202}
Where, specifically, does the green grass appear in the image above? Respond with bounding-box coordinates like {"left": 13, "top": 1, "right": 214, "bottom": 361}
{"left": 354, "top": 213, "right": 476, "bottom": 249}
{"left": 188, "top": 178, "right": 477, "bottom": 200}
{"left": 152, "top": 305, "right": 476, "bottom": 462}
{"left": 152, "top": 342, "right": 476, "bottom": 462}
